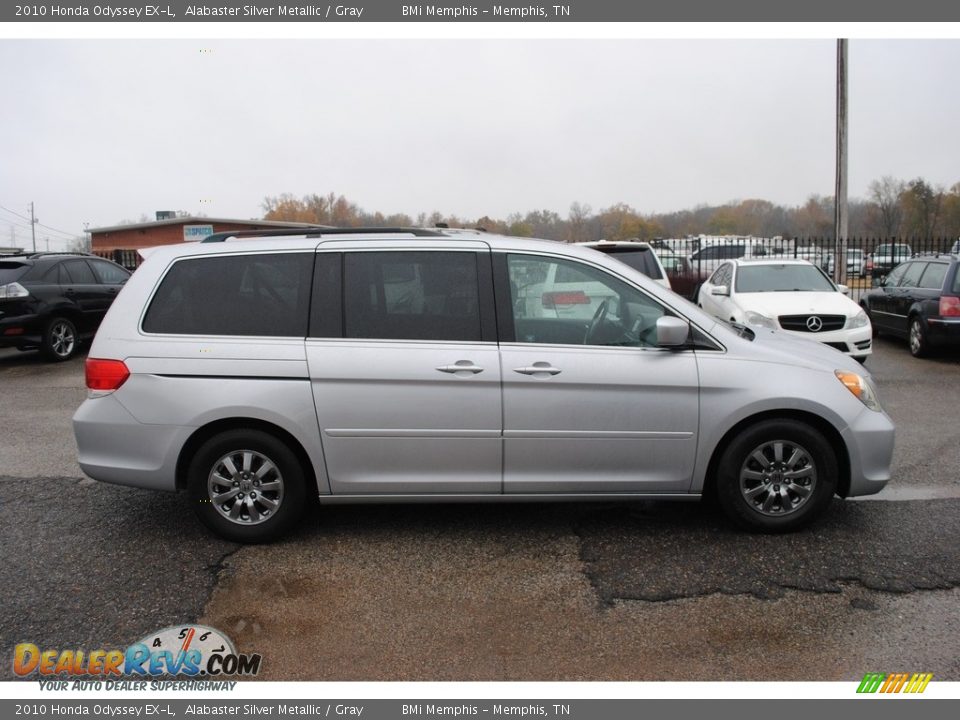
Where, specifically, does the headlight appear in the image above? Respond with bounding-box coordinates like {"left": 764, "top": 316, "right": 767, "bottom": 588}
{"left": 744, "top": 311, "right": 777, "bottom": 330}
{"left": 848, "top": 310, "right": 869, "bottom": 328}
{"left": 835, "top": 370, "right": 882, "bottom": 411}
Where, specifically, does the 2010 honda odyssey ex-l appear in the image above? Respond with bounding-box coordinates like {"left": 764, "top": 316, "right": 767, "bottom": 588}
{"left": 73, "top": 227, "right": 895, "bottom": 542}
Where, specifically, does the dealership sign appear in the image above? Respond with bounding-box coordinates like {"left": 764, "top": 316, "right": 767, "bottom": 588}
{"left": 183, "top": 224, "right": 214, "bottom": 242}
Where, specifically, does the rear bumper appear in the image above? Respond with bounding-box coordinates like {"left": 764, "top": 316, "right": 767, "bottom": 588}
{"left": 926, "top": 317, "right": 960, "bottom": 346}
{"left": 73, "top": 393, "right": 189, "bottom": 492}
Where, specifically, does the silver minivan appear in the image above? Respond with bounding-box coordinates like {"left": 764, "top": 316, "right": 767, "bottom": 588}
{"left": 73, "top": 228, "right": 895, "bottom": 542}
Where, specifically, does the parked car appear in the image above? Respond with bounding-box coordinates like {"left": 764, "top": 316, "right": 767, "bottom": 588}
{"left": 0, "top": 252, "right": 131, "bottom": 361}
{"left": 860, "top": 254, "right": 960, "bottom": 357}
{"left": 845, "top": 248, "right": 865, "bottom": 278}
{"left": 655, "top": 251, "right": 702, "bottom": 300}
{"left": 864, "top": 243, "right": 912, "bottom": 278}
{"left": 576, "top": 240, "right": 671, "bottom": 290}
{"left": 697, "top": 259, "right": 872, "bottom": 362}
{"left": 73, "top": 228, "right": 894, "bottom": 542}
{"left": 794, "top": 245, "right": 833, "bottom": 272}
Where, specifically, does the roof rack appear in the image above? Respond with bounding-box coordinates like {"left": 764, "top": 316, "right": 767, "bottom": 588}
{"left": 200, "top": 227, "right": 447, "bottom": 243}
{"left": 0, "top": 251, "right": 93, "bottom": 259}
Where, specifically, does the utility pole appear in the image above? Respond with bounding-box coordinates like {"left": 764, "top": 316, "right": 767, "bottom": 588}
{"left": 29, "top": 201, "right": 37, "bottom": 253}
{"left": 834, "top": 39, "right": 849, "bottom": 285}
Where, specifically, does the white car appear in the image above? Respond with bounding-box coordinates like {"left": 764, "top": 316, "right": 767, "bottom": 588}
{"left": 697, "top": 259, "right": 872, "bottom": 362}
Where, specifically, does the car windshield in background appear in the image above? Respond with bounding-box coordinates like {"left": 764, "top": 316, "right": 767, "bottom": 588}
{"left": 597, "top": 247, "right": 663, "bottom": 279}
{"left": 0, "top": 261, "right": 28, "bottom": 284}
{"left": 735, "top": 264, "right": 836, "bottom": 293}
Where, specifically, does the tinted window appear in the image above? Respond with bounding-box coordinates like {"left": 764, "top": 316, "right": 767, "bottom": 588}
{"left": 143, "top": 253, "right": 314, "bottom": 336}
{"left": 89, "top": 259, "right": 130, "bottom": 285}
{"left": 599, "top": 248, "right": 663, "bottom": 279}
{"left": 63, "top": 259, "right": 96, "bottom": 284}
{"left": 0, "top": 261, "right": 29, "bottom": 284}
{"left": 309, "top": 252, "right": 342, "bottom": 338}
{"left": 343, "top": 251, "right": 481, "bottom": 342}
{"left": 885, "top": 263, "right": 909, "bottom": 286}
{"left": 508, "top": 254, "right": 668, "bottom": 348}
{"left": 43, "top": 264, "right": 66, "bottom": 284}
{"left": 899, "top": 262, "right": 926, "bottom": 288}
{"left": 919, "top": 262, "right": 948, "bottom": 290}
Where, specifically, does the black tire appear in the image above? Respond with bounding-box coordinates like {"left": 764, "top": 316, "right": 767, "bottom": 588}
{"left": 41, "top": 316, "right": 78, "bottom": 362}
{"left": 908, "top": 315, "right": 930, "bottom": 358}
{"left": 715, "top": 419, "right": 837, "bottom": 533}
{"left": 188, "top": 429, "right": 307, "bottom": 543}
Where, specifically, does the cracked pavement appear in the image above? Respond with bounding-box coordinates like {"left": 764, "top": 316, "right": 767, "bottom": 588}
{"left": 1, "top": 337, "right": 958, "bottom": 681}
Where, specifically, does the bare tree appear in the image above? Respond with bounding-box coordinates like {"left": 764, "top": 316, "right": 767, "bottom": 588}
{"left": 868, "top": 176, "right": 905, "bottom": 238}
{"left": 567, "top": 201, "right": 592, "bottom": 243}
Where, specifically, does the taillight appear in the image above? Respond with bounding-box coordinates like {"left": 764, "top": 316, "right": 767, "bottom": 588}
{"left": 85, "top": 358, "right": 130, "bottom": 392}
{"left": 940, "top": 296, "right": 960, "bottom": 317}
{"left": 0, "top": 281, "right": 29, "bottom": 299}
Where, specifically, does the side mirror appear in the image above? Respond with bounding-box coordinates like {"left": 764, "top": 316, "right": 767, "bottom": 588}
{"left": 871, "top": 275, "right": 884, "bottom": 288}
{"left": 656, "top": 316, "right": 690, "bottom": 348}
{"left": 711, "top": 285, "right": 730, "bottom": 297}
{"left": 837, "top": 284, "right": 849, "bottom": 295}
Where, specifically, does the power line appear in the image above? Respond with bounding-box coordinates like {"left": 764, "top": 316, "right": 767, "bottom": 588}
{"left": 0, "top": 203, "right": 79, "bottom": 239}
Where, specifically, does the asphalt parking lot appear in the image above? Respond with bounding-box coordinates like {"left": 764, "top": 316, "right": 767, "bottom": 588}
{"left": 1, "top": 338, "right": 958, "bottom": 681}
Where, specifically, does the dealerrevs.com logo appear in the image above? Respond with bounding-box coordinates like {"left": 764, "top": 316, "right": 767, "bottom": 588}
{"left": 14, "top": 625, "right": 261, "bottom": 679}
{"left": 857, "top": 672, "right": 933, "bottom": 694}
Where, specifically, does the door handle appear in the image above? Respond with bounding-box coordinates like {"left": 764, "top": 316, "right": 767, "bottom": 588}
{"left": 436, "top": 361, "right": 484, "bottom": 375}
{"left": 513, "top": 363, "right": 562, "bottom": 376}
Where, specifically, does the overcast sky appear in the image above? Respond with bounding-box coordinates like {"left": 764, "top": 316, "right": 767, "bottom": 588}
{"left": 2, "top": 39, "right": 959, "bottom": 250}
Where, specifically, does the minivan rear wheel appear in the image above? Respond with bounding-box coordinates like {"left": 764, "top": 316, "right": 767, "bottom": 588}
{"left": 715, "top": 420, "right": 837, "bottom": 532}
{"left": 188, "top": 429, "right": 306, "bottom": 543}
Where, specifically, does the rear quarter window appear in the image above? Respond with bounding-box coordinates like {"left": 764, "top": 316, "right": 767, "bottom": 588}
{"left": 142, "top": 253, "right": 314, "bottom": 337}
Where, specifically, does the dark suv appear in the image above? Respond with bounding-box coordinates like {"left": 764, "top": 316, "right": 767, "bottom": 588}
{"left": 0, "top": 252, "right": 131, "bottom": 361}
{"left": 860, "top": 253, "right": 960, "bottom": 357}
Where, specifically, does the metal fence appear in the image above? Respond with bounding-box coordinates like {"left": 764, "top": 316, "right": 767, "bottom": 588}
{"left": 91, "top": 248, "right": 141, "bottom": 270}
{"left": 660, "top": 236, "right": 959, "bottom": 303}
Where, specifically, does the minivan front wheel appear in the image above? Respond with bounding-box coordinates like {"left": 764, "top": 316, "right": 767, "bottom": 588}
{"left": 188, "top": 429, "right": 306, "bottom": 542}
{"left": 41, "top": 316, "right": 78, "bottom": 361}
{"left": 715, "top": 420, "right": 837, "bottom": 532}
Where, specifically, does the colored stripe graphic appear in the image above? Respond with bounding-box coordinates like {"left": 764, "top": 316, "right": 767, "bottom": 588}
{"left": 857, "top": 672, "right": 932, "bottom": 694}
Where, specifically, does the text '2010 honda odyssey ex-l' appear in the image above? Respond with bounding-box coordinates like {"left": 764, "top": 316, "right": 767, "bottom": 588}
{"left": 73, "top": 227, "right": 895, "bottom": 542}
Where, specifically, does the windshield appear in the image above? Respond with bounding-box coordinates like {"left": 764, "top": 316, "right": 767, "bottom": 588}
{"left": 735, "top": 264, "right": 836, "bottom": 293}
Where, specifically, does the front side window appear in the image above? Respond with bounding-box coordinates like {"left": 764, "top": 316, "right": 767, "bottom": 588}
{"left": 142, "top": 253, "right": 313, "bottom": 336}
{"left": 885, "top": 263, "right": 909, "bottom": 286}
{"left": 343, "top": 251, "right": 481, "bottom": 342}
{"left": 89, "top": 259, "right": 130, "bottom": 285}
{"left": 507, "top": 254, "right": 668, "bottom": 348}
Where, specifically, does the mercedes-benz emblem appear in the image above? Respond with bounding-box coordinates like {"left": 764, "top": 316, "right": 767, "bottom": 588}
{"left": 806, "top": 316, "right": 823, "bottom": 332}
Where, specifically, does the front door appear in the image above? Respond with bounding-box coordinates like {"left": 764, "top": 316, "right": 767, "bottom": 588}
{"left": 497, "top": 252, "right": 700, "bottom": 494}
